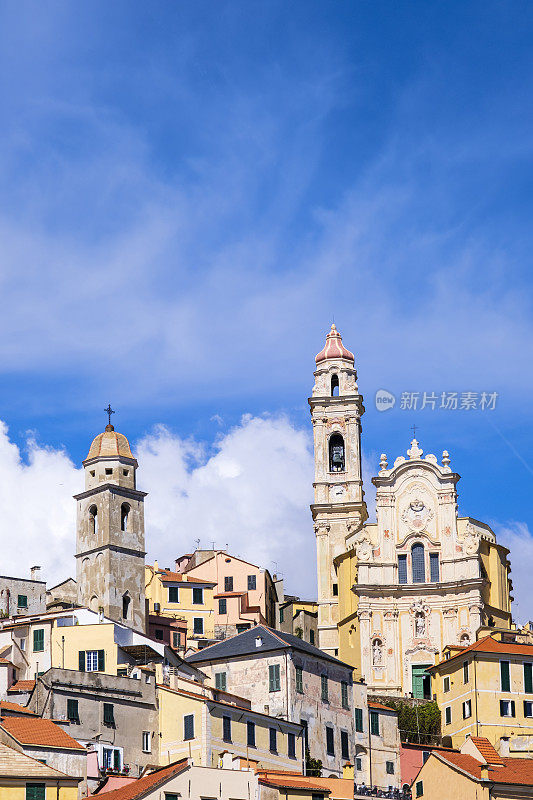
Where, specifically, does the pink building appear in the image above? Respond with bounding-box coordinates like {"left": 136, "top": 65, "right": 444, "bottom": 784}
{"left": 400, "top": 742, "right": 456, "bottom": 787}
{"left": 175, "top": 550, "right": 277, "bottom": 638}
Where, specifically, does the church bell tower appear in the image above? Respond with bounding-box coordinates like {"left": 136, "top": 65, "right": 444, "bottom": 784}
{"left": 75, "top": 410, "right": 146, "bottom": 631}
{"left": 310, "top": 325, "right": 367, "bottom": 656}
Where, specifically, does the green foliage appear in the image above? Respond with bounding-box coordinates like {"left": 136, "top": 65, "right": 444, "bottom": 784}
{"left": 383, "top": 699, "right": 441, "bottom": 744}
{"left": 305, "top": 748, "right": 322, "bottom": 777}
{"left": 295, "top": 627, "right": 303, "bottom": 639}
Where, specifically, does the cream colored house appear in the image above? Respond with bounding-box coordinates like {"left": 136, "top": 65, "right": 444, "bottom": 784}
{"left": 144, "top": 564, "right": 216, "bottom": 645}
{"left": 0, "top": 741, "right": 80, "bottom": 800}
{"left": 353, "top": 698, "right": 400, "bottom": 790}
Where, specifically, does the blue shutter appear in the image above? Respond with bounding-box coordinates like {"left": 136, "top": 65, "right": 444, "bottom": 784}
{"left": 411, "top": 544, "right": 426, "bottom": 583}
{"left": 398, "top": 555, "right": 407, "bottom": 584}
{"left": 430, "top": 553, "right": 440, "bottom": 582}
{"left": 183, "top": 714, "right": 194, "bottom": 740}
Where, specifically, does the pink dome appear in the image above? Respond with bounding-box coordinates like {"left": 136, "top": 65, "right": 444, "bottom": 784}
{"left": 315, "top": 324, "right": 354, "bottom": 364}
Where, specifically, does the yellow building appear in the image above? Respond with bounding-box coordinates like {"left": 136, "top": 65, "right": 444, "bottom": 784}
{"left": 0, "top": 741, "right": 80, "bottom": 800}
{"left": 158, "top": 683, "right": 304, "bottom": 771}
{"left": 145, "top": 564, "right": 216, "bottom": 644}
{"left": 412, "top": 735, "right": 533, "bottom": 800}
{"left": 429, "top": 633, "right": 533, "bottom": 754}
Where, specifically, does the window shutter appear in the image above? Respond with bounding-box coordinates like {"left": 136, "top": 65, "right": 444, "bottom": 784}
{"left": 355, "top": 707, "right": 363, "bottom": 732}
{"left": 269, "top": 664, "right": 280, "bottom": 691}
{"left": 341, "top": 730, "right": 349, "bottom": 760}
{"left": 247, "top": 720, "right": 255, "bottom": 746}
{"left": 288, "top": 732, "right": 295, "bottom": 758}
{"left": 370, "top": 711, "right": 380, "bottom": 736}
{"left": 184, "top": 714, "right": 194, "bottom": 740}
{"left": 98, "top": 650, "right": 105, "bottom": 671}
{"left": 269, "top": 727, "right": 277, "bottom": 752}
{"left": 78, "top": 651, "right": 85, "bottom": 672}
{"left": 67, "top": 699, "right": 79, "bottom": 722}
{"left": 326, "top": 726, "right": 334, "bottom": 756}
{"left": 511, "top": 700, "right": 516, "bottom": 717}
{"left": 113, "top": 749, "right": 120, "bottom": 770}
{"left": 501, "top": 661, "right": 510, "bottom": 692}
{"left": 223, "top": 715, "right": 231, "bottom": 742}
{"left": 500, "top": 699, "right": 505, "bottom": 716}
{"left": 525, "top": 663, "right": 533, "bottom": 694}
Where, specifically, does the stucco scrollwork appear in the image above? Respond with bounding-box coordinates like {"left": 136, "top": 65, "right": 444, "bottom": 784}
{"left": 402, "top": 498, "right": 434, "bottom": 533}
{"left": 462, "top": 523, "right": 482, "bottom": 555}
{"left": 356, "top": 538, "right": 373, "bottom": 562}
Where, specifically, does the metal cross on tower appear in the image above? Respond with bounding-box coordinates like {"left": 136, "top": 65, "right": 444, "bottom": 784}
{"left": 105, "top": 404, "right": 115, "bottom": 427}
{"left": 411, "top": 423, "right": 419, "bottom": 438}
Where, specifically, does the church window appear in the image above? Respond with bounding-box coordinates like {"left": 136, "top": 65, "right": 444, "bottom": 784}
{"left": 398, "top": 555, "right": 408, "bottom": 584}
{"left": 89, "top": 505, "right": 98, "bottom": 536}
{"left": 372, "top": 638, "right": 383, "bottom": 665}
{"left": 329, "top": 434, "right": 345, "bottom": 472}
{"left": 105, "top": 468, "right": 113, "bottom": 476}
{"left": 429, "top": 553, "right": 440, "bottom": 582}
{"left": 123, "top": 469, "right": 129, "bottom": 476}
{"left": 411, "top": 543, "right": 425, "bottom": 583}
{"left": 120, "top": 504, "right": 130, "bottom": 531}
{"left": 331, "top": 374, "right": 339, "bottom": 396}
{"left": 460, "top": 633, "right": 470, "bottom": 646}
{"left": 122, "top": 593, "right": 131, "bottom": 620}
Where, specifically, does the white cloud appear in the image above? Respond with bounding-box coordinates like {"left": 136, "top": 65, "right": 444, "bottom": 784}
{"left": 494, "top": 521, "right": 533, "bottom": 626}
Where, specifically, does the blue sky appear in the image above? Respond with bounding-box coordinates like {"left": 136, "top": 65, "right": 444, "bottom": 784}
{"left": 0, "top": 2, "right": 532, "bottom": 612}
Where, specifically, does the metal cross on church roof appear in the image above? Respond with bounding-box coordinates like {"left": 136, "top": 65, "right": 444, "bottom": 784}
{"left": 411, "top": 423, "right": 419, "bottom": 438}
{"left": 105, "top": 404, "right": 115, "bottom": 426}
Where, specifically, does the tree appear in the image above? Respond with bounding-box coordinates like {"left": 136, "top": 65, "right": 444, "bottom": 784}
{"left": 383, "top": 699, "right": 441, "bottom": 744}
{"left": 305, "top": 749, "right": 322, "bottom": 777}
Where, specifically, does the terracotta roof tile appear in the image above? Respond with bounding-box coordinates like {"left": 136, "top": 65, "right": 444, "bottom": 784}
{"left": 368, "top": 701, "right": 397, "bottom": 713}
{"left": 469, "top": 737, "right": 503, "bottom": 764}
{"left": 0, "top": 717, "right": 85, "bottom": 750}
{"left": 7, "top": 680, "right": 35, "bottom": 693}
{"left": 432, "top": 635, "right": 533, "bottom": 669}
{"left": 85, "top": 427, "right": 134, "bottom": 461}
{"left": 158, "top": 570, "right": 215, "bottom": 585}
{"left": 435, "top": 752, "right": 533, "bottom": 785}
{"left": 214, "top": 591, "right": 246, "bottom": 598}
{"left": 83, "top": 759, "right": 188, "bottom": 800}
{"left": 0, "top": 741, "right": 77, "bottom": 779}
{"left": 0, "top": 701, "right": 36, "bottom": 715}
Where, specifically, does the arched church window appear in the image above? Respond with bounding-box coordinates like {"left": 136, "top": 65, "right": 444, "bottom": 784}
{"left": 372, "top": 638, "right": 383, "bottom": 665}
{"left": 89, "top": 505, "right": 98, "bottom": 536}
{"left": 411, "top": 543, "right": 425, "bottom": 583}
{"left": 120, "top": 503, "right": 130, "bottom": 532}
{"left": 331, "top": 374, "right": 339, "bottom": 397}
{"left": 329, "top": 433, "right": 345, "bottom": 472}
{"left": 122, "top": 593, "right": 131, "bottom": 620}
{"left": 460, "top": 633, "right": 470, "bottom": 646}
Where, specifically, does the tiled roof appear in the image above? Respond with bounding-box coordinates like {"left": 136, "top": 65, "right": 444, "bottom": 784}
{"left": 368, "top": 701, "right": 397, "bottom": 713}
{"left": 315, "top": 324, "right": 354, "bottom": 364}
{"left": 7, "top": 680, "right": 35, "bottom": 693}
{"left": 82, "top": 759, "right": 189, "bottom": 800}
{"left": 157, "top": 570, "right": 215, "bottom": 585}
{"left": 0, "top": 658, "right": 13, "bottom": 666}
{"left": 257, "top": 773, "right": 331, "bottom": 793}
{"left": 85, "top": 427, "right": 134, "bottom": 461}
{"left": 0, "top": 701, "right": 36, "bottom": 715}
{"left": 469, "top": 736, "right": 503, "bottom": 765}
{"left": 0, "top": 717, "right": 85, "bottom": 751}
{"left": 0, "top": 741, "right": 77, "bottom": 779}
{"left": 432, "top": 635, "right": 533, "bottom": 669}
{"left": 214, "top": 591, "right": 246, "bottom": 598}
{"left": 435, "top": 752, "right": 533, "bottom": 785}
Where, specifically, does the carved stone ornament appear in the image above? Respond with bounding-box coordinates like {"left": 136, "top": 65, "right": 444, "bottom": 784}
{"left": 356, "top": 539, "right": 373, "bottom": 562}
{"left": 462, "top": 523, "right": 482, "bottom": 555}
{"left": 410, "top": 600, "right": 430, "bottom": 616}
{"left": 402, "top": 499, "right": 434, "bottom": 533}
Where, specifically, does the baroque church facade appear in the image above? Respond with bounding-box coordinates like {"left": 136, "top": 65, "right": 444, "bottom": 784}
{"left": 311, "top": 325, "right": 512, "bottom": 697}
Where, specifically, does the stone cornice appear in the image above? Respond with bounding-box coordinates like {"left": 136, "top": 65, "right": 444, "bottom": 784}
{"left": 75, "top": 544, "right": 147, "bottom": 559}
{"left": 73, "top": 484, "right": 148, "bottom": 501}
{"left": 352, "top": 577, "right": 484, "bottom": 597}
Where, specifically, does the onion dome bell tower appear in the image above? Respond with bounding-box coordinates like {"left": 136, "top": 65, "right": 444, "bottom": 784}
{"left": 74, "top": 409, "right": 146, "bottom": 631}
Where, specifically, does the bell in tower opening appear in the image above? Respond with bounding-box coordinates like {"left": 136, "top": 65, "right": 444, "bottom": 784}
{"left": 329, "top": 433, "right": 345, "bottom": 472}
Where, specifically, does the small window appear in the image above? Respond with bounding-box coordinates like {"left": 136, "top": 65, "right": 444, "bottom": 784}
{"left": 416, "top": 780, "right": 424, "bottom": 798}
{"left": 120, "top": 503, "right": 130, "bottom": 532}
{"left": 422, "top": 750, "right": 430, "bottom": 764}
{"left": 123, "top": 469, "right": 129, "bottom": 476}
{"left": 500, "top": 699, "right": 515, "bottom": 717}
{"left": 122, "top": 593, "right": 131, "bottom": 620}
{"left": 463, "top": 700, "right": 472, "bottom": 719}
{"left": 105, "top": 468, "right": 113, "bottom": 476}
{"left": 247, "top": 720, "right": 255, "bottom": 747}
{"left": 329, "top": 433, "right": 345, "bottom": 472}
{"left": 103, "top": 703, "right": 115, "bottom": 727}
{"left": 296, "top": 666, "right": 303, "bottom": 693}
{"left": 524, "top": 700, "right": 533, "bottom": 718}
{"left": 310, "top": 629, "right": 315, "bottom": 645}
{"left": 155, "top": 629, "right": 164, "bottom": 640}
{"left": 332, "top": 583, "right": 338, "bottom": 596}
{"left": 247, "top": 574, "right": 256, "bottom": 590}
{"left": 17, "top": 595, "right": 28, "bottom": 609}
{"left": 279, "top": 607, "right": 284, "bottom": 623}
{"left": 331, "top": 373, "right": 339, "bottom": 396}
{"left": 90, "top": 470, "right": 95, "bottom": 477}
{"left": 341, "top": 681, "right": 349, "bottom": 709}
{"left": 445, "top": 706, "right": 452, "bottom": 725}
{"left": 33, "top": 629, "right": 44, "bottom": 652}
{"left": 341, "top": 730, "right": 349, "bottom": 760}
{"left": 224, "top": 576, "right": 233, "bottom": 592}
{"left": 223, "top": 715, "right": 232, "bottom": 742}
{"left": 326, "top": 725, "right": 335, "bottom": 756}
{"left": 501, "top": 661, "right": 511, "bottom": 692}
{"left": 411, "top": 543, "right": 426, "bottom": 583}
{"left": 429, "top": 552, "right": 440, "bottom": 582}
{"left": 321, "top": 674, "right": 328, "bottom": 702}
{"left": 443, "top": 676, "right": 450, "bottom": 693}
{"left": 386, "top": 761, "right": 395, "bottom": 775}
{"left": 525, "top": 663, "right": 533, "bottom": 694}
{"left": 168, "top": 586, "right": 179, "bottom": 603}
{"left": 89, "top": 505, "right": 98, "bottom": 535}
{"left": 67, "top": 699, "right": 79, "bottom": 723}
{"left": 142, "top": 731, "right": 151, "bottom": 753}
{"left": 193, "top": 617, "right": 204, "bottom": 635}
{"left": 269, "top": 664, "right": 281, "bottom": 692}
{"left": 398, "top": 555, "right": 408, "bottom": 584}
{"left": 215, "top": 672, "right": 227, "bottom": 691}
{"left": 463, "top": 660, "right": 469, "bottom": 684}
{"left": 288, "top": 732, "right": 296, "bottom": 758}
{"left": 269, "top": 727, "right": 277, "bottom": 753}
{"left": 355, "top": 757, "right": 362, "bottom": 771}
{"left": 370, "top": 710, "right": 379, "bottom": 736}
{"left": 355, "top": 707, "right": 363, "bottom": 732}
{"left": 192, "top": 587, "right": 203, "bottom": 605}
{"left": 219, "top": 598, "right": 227, "bottom": 615}
{"left": 26, "top": 784, "right": 45, "bottom": 800}
{"left": 183, "top": 714, "right": 194, "bottom": 740}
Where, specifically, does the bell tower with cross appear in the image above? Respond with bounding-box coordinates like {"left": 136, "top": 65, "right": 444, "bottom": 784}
{"left": 74, "top": 406, "right": 147, "bottom": 631}
{"left": 309, "top": 325, "right": 368, "bottom": 656}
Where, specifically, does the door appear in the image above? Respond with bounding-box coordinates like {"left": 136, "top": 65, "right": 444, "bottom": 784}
{"left": 412, "top": 664, "right": 431, "bottom": 699}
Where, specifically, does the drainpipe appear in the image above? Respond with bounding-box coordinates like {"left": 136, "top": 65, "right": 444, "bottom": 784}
{"left": 368, "top": 707, "right": 373, "bottom": 790}
{"left": 474, "top": 655, "right": 479, "bottom": 737}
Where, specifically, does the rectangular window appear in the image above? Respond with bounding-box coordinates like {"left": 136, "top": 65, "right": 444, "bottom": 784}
{"left": 332, "top": 583, "right": 338, "bottom": 596}
{"left": 500, "top": 699, "right": 515, "bottom": 717}
{"left": 341, "top": 681, "right": 349, "bottom": 709}
{"left": 103, "top": 703, "right": 115, "bottom": 726}
{"left": 355, "top": 757, "right": 362, "bottom": 771}
{"left": 296, "top": 666, "right": 303, "bottom": 693}
{"left": 326, "top": 726, "right": 334, "bottom": 756}
{"left": 142, "top": 731, "right": 151, "bottom": 753}
{"left": 155, "top": 629, "right": 164, "bottom": 640}
{"left": 463, "top": 700, "right": 472, "bottom": 719}
{"left": 355, "top": 707, "right": 363, "bottom": 733}
{"left": 215, "top": 672, "right": 227, "bottom": 691}
{"left": 223, "top": 715, "right": 232, "bottom": 742}
{"left": 386, "top": 761, "right": 395, "bottom": 775}
{"left": 82, "top": 649, "right": 104, "bottom": 672}
{"left": 412, "top": 545, "right": 426, "bottom": 583}
{"left": 463, "top": 660, "right": 469, "bottom": 684}
{"left": 247, "top": 574, "right": 256, "bottom": 590}
{"left": 86, "top": 650, "right": 98, "bottom": 672}
{"left": 33, "top": 629, "right": 44, "bottom": 652}
{"left": 183, "top": 714, "right": 194, "bottom": 740}
{"left": 443, "top": 676, "right": 450, "bottom": 693}
{"left": 501, "top": 660, "right": 511, "bottom": 692}
{"left": 224, "top": 576, "right": 233, "bottom": 592}
{"left": 524, "top": 701, "right": 533, "bottom": 718}
{"left": 218, "top": 598, "right": 227, "bottom": 615}
{"left": 172, "top": 631, "right": 180, "bottom": 649}
{"left": 67, "top": 699, "right": 79, "bottom": 723}
{"left": 168, "top": 586, "right": 179, "bottom": 603}
{"left": 370, "top": 710, "right": 380, "bottom": 736}
{"left": 341, "top": 730, "right": 349, "bottom": 760}
{"left": 26, "top": 785, "right": 45, "bottom": 800}
{"left": 288, "top": 732, "right": 296, "bottom": 758}
{"left": 423, "top": 751, "right": 430, "bottom": 764}
{"left": 525, "top": 663, "right": 533, "bottom": 694}
{"left": 17, "top": 595, "right": 28, "bottom": 609}
{"left": 430, "top": 553, "right": 440, "bottom": 583}
{"left": 416, "top": 781, "right": 423, "bottom": 798}
{"left": 445, "top": 706, "right": 452, "bottom": 725}
{"left": 310, "top": 629, "right": 315, "bottom": 645}
{"left": 398, "top": 555, "right": 408, "bottom": 584}
{"left": 269, "top": 663, "right": 281, "bottom": 692}
{"left": 193, "top": 617, "right": 204, "bottom": 635}
{"left": 269, "top": 727, "right": 277, "bottom": 753}
{"left": 192, "top": 587, "right": 203, "bottom": 605}
{"left": 321, "top": 674, "right": 329, "bottom": 703}
{"left": 247, "top": 720, "right": 255, "bottom": 747}
{"left": 279, "top": 607, "right": 284, "bottom": 623}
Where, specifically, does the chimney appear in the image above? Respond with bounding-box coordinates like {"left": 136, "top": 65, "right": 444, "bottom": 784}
{"left": 30, "top": 566, "right": 41, "bottom": 582}
{"left": 480, "top": 764, "right": 490, "bottom": 781}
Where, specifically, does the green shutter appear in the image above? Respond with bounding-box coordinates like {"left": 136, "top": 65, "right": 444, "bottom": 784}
{"left": 525, "top": 663, "right": 533, "bottom": 694}
{"left": 98, "top": 650, "right": 105, "bottom": 671}
{"left": 79, "top": 651, "right": 85, "bottom": 672}
{"left": 26, "top": 784, "right": 45, "bottom": 800}
{"left": 341, "top": 681, "right": 348, "bottom": 709}
{"left": 501, "top": 661, "right": 510, "bottom": 692}
{"left": 113, "top": 749, "right": 120, "bottom": 770}
{"left": 355, "top": 707, "right": 363, "bottom": 732}
{"left": 33, "top": 629, "right": 44, "bottom": 652}
{"left": 370, "top": 710, "right": 379, "bottom": 736}
{"left": 296, "top": 666, "right": 303, "bottom": 693}
{"left": 67, "top": 699, "right": 79, "bottom": 722}
{"left": 269, "top": 664, "right": 280, "bottom": 691}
